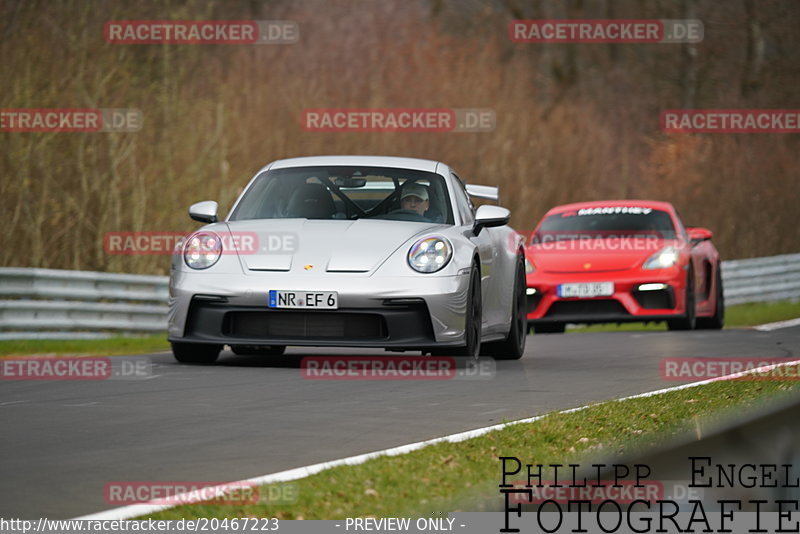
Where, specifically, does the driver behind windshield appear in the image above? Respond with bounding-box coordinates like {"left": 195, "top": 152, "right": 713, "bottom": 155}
{"left": 400, "top": 183, "right": 429, "bottom": 217}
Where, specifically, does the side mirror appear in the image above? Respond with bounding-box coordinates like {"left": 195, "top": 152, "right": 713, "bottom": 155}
{"left": 474, "top": 205, "right": 510, "bottom": 236}
{"left": 687, "top": 226, "right": 713, "bottom": 245}
{"left": 189, "top": 201, "right": 219, "bottom": 223}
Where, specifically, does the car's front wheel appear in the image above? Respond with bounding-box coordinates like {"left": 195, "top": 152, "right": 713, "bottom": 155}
{"left": 483, "top": 255, "right": 526, "bottom": 360}
{"left": 668, "top": 271, "right": 696, "bottom": 331}
{"left": 455, "top": 264, "right": 482, "bottom": 359}
{"left": 457, "top": 265, "right": 483, "bottom": 360}
{"left": 695, "top": 267, "right": 725, "bottom": 330}
{"left": 171, "top": 342, "right": 221, "bottom": 364}
{"left": 230, "top": 345, "right": 287, "bottom": 356}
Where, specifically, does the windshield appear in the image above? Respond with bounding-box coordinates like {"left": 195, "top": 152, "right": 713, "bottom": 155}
{"left": 229, "top": 166, "right": 454, "bottom": 224}
{"left": 533, "top": 206, "right": 677, "bottom": 243}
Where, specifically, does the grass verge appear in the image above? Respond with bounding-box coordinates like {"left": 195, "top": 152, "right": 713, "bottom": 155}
{"left": 566, "top": 299, "right": 800, "bottom": 333}
{"left": 143, "top": 379, "right": 800, "bottom": 520}
{"left": 0, "top": 335, "right": 169, "bottom": 357}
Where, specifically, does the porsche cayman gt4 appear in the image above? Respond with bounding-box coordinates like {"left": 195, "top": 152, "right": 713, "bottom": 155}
{"left": 524, "top": 200, "right": 724, "bottom": 333}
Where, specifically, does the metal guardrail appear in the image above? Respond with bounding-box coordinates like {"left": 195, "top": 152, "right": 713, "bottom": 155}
{"left": 590, "top": 392, "right": 800, "bottom": 511}
{"left": 721, "top": 252, "right": 800, "bottom": 306}
{"left": 0, "top": 268, "right": 168, "bottom": 340}
{"left": 0, "top": 252, "right": 798, "bottom": 339}
{"left": 493, "top": 393, "right": 800, "bottom": 519}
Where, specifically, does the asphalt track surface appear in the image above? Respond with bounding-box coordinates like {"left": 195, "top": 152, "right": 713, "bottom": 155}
{"left": 2, "top": 327, "right": 800, "bottom": 519}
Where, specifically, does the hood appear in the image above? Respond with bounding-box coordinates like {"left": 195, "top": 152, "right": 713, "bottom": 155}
{"left": 528, "top": 237, "right": 675, "bottom": 273}
{"left": 225, "top": 219, "right": 445, "bottom": 273}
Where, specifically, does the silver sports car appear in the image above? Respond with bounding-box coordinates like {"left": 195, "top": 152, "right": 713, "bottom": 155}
{"left": 168, "top": 155, "right": 527, "bottom": 363}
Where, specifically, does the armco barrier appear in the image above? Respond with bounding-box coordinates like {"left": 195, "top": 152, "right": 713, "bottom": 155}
{"left": 0, "top": 252, "right": 798, "bottom": 339}
{"left": 721, "top": 252, "right": 800, "bottom": 305}
{"left": 0, "top": 268, "right": 168, "bottom": 340}
{"left": 495, "top": 393, "right": 800, "bottom": 515}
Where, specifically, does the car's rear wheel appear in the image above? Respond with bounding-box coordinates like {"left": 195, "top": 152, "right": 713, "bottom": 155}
{"left": 230, "top": 345, "right": 287, "bottom": 356}
{"left": 532, "top": 323, "right": 566, "bottom": 334}
{"left": 171, "top": 342, "right": 221, "bottom": 364}
{"left": 668, "top": 270, "right": 696, "bottom": 331}
{"left": 483, "top": 255, "right": 526, "bottom": 360}
{"left": 696, "top": 267, "right": 725, "bottom": 330}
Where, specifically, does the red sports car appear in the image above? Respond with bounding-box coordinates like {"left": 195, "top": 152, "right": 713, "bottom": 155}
{"left": 524, "top": 200, "right": 724, "bottom": 333}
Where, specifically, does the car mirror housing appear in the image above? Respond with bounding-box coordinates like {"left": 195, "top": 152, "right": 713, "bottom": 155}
{"left": 687, "top": 226, "right": 713, "bottom": 245}
{"left": 189, "top": 200, "right": 219, "bottom": 223}
{"left": 473, "top": 205, "right": 510, "bottom": 236}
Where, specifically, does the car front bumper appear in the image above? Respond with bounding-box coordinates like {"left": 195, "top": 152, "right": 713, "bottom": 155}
{"left": 525, "top": 267, "right": 688, "bottom": 325}
{"left": 168, "top": 271, "right": 471, "bottom": 349}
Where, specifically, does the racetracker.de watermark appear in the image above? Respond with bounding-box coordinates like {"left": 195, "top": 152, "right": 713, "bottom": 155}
{"left": 530, "top": 231, "right": 667, "bottom": 253}
{"left": 506, "top": 480, "right": 666, "bottom": 505}
{"left": 301, "top": 108, "right": 495, "bottom": 132}
{"left": 301, "top": 356, "right": 496, "bottom": 380}
{"left": 661, "top": 109, "right": 800, "bottom": 133}
{"left": 509, "top": 19, "right": 703, "bottom": 43}
{"left": 103, "top": 481, "right": 297, "bottom": 505}
{"left": 660, "top": 358, "right": 800, "bottom": 381}
{"left": 104, "top": 20, "right": 298, "bottom": 44}
{"left": 103, "top": 231, "right": 298, "bottom": 255}
{"left": 0, "top": 109, "right": 142, "bottom": 132}
{"left": 0, "top": 356, "right": 152, "bottom": 380}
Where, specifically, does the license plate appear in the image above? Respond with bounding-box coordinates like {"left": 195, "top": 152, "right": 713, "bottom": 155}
{"left": 557, "top": 282, "right": 614, "bottom": 298}
{"left": 268, "top": 290, "right": 338, "bottom": 309}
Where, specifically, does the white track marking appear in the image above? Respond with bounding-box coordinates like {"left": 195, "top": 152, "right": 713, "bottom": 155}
{"left": 754, "top": 317, "right": 800, "bottom": 331}
{"left": 74, "top": 359, "right": 800, "bottom": 520}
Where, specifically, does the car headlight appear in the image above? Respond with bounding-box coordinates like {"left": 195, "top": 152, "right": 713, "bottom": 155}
{"left": 643, "top": 246, "right": 679, "bottom": 270}
{"left": 184, "top": 232, "right": 222, "bottom": 270}
{"left": 525, "top": 257, "right": 535, "bottom": 274}
{"left": 408, "top": 236, "right": 452, "bottom": 273}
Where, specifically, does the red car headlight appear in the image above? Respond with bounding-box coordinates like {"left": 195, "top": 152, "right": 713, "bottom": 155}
{"left": 643, "top": 246, "right": 679, "bottom": 270}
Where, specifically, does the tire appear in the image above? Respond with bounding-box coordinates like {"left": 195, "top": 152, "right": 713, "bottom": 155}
{"left": 532, "top": 323, "right": 566, "bottom": 334}
{"left": 696, "top": 267, "right": 725, "bottom": 330}
{"left": 667, "top": 270, "right": 696, "bottom": 331}
{"left": 454, "top": 263, "right": 482, "bottom": 359}
{"left": 171, "top": 342, "right": 221, "bottom": 364}
{"left": 483, "top": 256, "right": 527, "bottom": 360}
{"left": 231, "top": 345, "right": 287, "bottom": 356}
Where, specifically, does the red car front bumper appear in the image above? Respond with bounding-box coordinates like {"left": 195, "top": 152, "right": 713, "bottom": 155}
{"left": 526, "top": 265, "right": 690, "bottom": 325}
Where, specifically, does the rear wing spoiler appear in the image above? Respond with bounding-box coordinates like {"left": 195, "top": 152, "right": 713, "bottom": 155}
{"left": 465, "top": 184, "right": 499, "bottom": 202}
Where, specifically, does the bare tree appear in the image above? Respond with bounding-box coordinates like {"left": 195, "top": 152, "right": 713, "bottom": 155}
{"left": 741, "top": 0, "right": 766, "bottom": 98}
{"left": 680, "top": 0, "right": 698, "bottom": 108}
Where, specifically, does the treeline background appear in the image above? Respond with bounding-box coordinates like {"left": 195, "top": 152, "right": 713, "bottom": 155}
{"left": 1, "top": 0, "right": 798, "bottom": 274}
